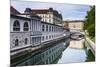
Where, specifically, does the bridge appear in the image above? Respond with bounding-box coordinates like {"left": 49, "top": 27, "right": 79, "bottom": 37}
{"left": 70, "top": 32, "right": 95, "bottom": 56}
{"left": 70, "top": 32, "right": 84, "bottom": 40}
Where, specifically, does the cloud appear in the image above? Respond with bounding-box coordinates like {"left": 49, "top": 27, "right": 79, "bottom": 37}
{"left": 11, "top": 0, "right": 90, "bottom": 20}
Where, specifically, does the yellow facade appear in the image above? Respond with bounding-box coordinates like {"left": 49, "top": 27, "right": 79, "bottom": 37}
{"left": 63, "top": 20, "right": 84, "bottom": 31}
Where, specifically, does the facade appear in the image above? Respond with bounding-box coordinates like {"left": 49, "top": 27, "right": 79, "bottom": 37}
{"left": 10, "top": 15, "right": 31, "bottom": 50}
{"left": 63, "top": 20, "right": 84, "bottom": 32}
{"left": 23, "top": 8, "right": 62, "bottom": 25}
{"left": 62, "top": 21, "right": 69, "bottom": 29}
{"left": 10, "top": 6, "right": 67, "bottom": 55}
{"left": 41, "top": 21, "right": 65, "bottom": 43}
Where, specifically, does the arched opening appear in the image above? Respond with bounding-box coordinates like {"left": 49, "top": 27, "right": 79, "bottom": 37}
{"left": 15, "top": 39, "right": 19, "bottom": 46}
{"left": 13, "top": 20, "right": 20, "bottom": 31}
{"left": 23, "top": 22, "right": 29, "bottom": 31}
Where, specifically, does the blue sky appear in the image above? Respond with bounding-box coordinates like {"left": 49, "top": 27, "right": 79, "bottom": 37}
{"left": 11, "top": 0, "right": 91, "bottom": 20}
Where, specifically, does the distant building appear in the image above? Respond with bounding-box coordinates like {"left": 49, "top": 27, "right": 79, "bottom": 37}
{"left": 63, "top": 20, "right": 84, "bottom": 32}
{"left": 22, "top": 8, "right": 62, "bottom": 25}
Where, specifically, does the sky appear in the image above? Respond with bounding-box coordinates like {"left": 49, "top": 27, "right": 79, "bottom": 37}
{"left": 11, "top": 0, "right": 91, "bottom": 20}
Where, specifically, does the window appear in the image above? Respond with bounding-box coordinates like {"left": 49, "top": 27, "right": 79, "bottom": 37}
{"left": 42, "top": 36, "right": 44, "bottom": 41}
{"left": 49, "top": 19, "right": 51, "bottom": 23}
{"left": 49, "top": 26, "right": 51, "bottom": 32}
{"left": 25, "top": 38, "right": 28, "bottom": 44}
{"left": 15, "top": 39, "right": 19, "bottom": 46}
{"left": 49, "top": 15, "right": 51, "bottom": 18}
{"left": 42, "top": 25, "right": 45, "bottom": 31}
{"left": 13, "top": 20, "right": 20, "bottom": 31}
{"left": 46, "top": 25, "right": 48, "bottom": 31}
{"left": 44, "top": 19, "right": 46, "bottom": 22}
{"left": 23, "top": 22, "right": 29, "bottom": 31}
{"left": 46, "top": 36, "right": 48, "bottom": 40}
{"left": 49, "top": 35, "right": 51, "bottom": 39}
{"left": 52, "top": 35, "right": 53, "bottom": 38}
{"left": 52, "top": 26, "right": 53, "bottom": 31}
{"left": 32, "top": 37, "right": 35, "bottom": 44}
{"left": 35, "top": 21, "right": 37, "bottom": 31}
{"left": 54, "top": 26, "right": 56, "bottom": 32}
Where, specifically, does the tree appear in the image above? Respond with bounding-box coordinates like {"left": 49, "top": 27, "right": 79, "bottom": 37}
{"left": 84, "top": 6, "right": 95, "bottom": 38}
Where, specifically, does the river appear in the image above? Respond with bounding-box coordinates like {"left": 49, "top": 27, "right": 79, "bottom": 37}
{"left": 16, "top": 38, "right": 95, "bottom": 66}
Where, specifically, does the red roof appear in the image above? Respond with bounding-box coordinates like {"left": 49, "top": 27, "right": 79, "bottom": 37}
{"left": 10, "top": 6, "right": 20, "bottom": 15}
{"left": 31, "top": 9, "right": 49, "bottom": 14}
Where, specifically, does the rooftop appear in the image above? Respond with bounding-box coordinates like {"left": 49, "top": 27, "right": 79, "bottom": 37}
{"left": 10, "top": 6, "right": 21, "bottom": 15}
{"left": 63, "top": 20, "right": 85, "bottom": 22}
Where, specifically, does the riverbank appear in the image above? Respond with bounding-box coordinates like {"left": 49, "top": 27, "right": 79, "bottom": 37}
{"left": 11, "top": 36, "right": 69, "bottom": 66}
{"left": 11, "top": 36, "right": 95, "bottom": 66}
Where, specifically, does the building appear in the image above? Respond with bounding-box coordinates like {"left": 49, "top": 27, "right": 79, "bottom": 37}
{"left": 63, "top": 20, "right": 84, "bottom": 32}
{"left": 41, "top": 21, "right": 65, "bottom": 43}
{"left": 62, "top": 21, "right": 69, "bottom": 29}
{"left": 23, "top": 8, "right": 62, "bottom": 25}
{"left": 10, "top": 6, "right": 67, "bottom": 55}
{"left": 10, "top": 6, "right": 32, "bottom": 55}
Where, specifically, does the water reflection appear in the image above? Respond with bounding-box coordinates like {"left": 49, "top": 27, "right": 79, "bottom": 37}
{"left": 16, "top": 38, "right": 94, "bottom": 66}
{"left": 58, "top": 39, "right": 87, "bottom": 63}
{"left": 69, "top": 39, "right": 85, "bottom": 49}
{"left": 17, "top": 40, "right": 68, "bottom": 66}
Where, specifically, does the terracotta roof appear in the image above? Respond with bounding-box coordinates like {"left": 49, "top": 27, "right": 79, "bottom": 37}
{"left": 31, "top": 9, "right": 49, "bottom": 14}
{"left": 23, "top": 8, "right": 62, "bottom": 19}
{"left": 10, "top": 6, "right": 20, "bottom": 15}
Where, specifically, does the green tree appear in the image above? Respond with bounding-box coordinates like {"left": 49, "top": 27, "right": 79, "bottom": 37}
{"left": 84, "top": 6, "right": 95, "bottom": 38}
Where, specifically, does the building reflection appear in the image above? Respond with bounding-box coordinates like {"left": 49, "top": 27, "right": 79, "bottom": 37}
{"left": 69, "top": 39, "right": 85, "bottom": 49}
{"left": 17, "top": 39, "right": 69, "bottom": 66}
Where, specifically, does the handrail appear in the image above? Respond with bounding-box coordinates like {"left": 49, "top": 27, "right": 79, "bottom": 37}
{"left": 85, "top": 37, "right": 95, "bottom": 55}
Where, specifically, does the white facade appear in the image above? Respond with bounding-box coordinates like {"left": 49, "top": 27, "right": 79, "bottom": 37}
{"left": 37, "top": 14, "right": 53, "bottom": 24}
{"left": 30, "top": 16, "right": 42, "bottom": 46}
{"left": 41, "top": 22, "right": 65, "bottom": 43}
{"left": 24, "top": 8, "right": 62, "bottom": 25}
{"left": 10, "top": 8, "right": 66, "bottom": 55}
{"left": 37, "top": 13, "right": 62, "bottom": 25}
{"left": 10, "top": 15, "right": 31, "bottom": 50}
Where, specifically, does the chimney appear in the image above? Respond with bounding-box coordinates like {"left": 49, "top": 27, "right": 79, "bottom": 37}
{"left": 24, "top": 8, "right": 32, "bottom": 14}
{"left": 49, "top": 8, "right": 53, "bottom": 12}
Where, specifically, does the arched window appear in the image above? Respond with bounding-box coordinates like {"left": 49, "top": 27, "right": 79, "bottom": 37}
{"left": 23, "top": 22, "right": 29, "bottom": 31}
{"left": 13, "top": 20, "right": 20, "bottom": 31}
{"left": 25, "top": 38, "right": 28, "bottom": 44}
{"left": 15, "top": 39, "right": 19, "bottom": 46}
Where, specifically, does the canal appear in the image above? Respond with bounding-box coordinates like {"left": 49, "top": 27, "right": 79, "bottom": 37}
{"left": 15, "top": 38, "right": 95, "bottom": 66}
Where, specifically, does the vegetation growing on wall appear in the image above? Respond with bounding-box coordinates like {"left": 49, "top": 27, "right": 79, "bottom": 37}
{"left": 84, "top": 6, "right": 95, "bottom": 42}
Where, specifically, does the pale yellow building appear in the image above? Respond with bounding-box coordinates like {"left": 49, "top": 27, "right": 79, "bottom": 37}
{"left": 63, "top": 20, "right": 84, "bottom": 32}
